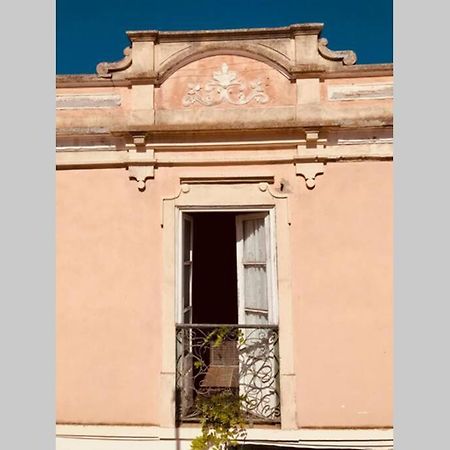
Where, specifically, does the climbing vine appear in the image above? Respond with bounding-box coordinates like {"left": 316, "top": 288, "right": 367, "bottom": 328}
{"left": 191, "top": 390, "right": 247, "bottom": 450}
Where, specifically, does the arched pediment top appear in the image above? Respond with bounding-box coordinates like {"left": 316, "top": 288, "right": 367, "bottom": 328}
{"left": 95, "top": 24, "right": 359, "bottom": 81}
{"left": 155, "top": 54, "right": 296, "bottom": 110}
{"left": 157, "top": 42, "right": 293, "bottom": 85}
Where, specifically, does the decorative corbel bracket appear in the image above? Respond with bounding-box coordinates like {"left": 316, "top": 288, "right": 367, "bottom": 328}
{"left": 128, "top": 165, "right": 155, "bottom": 191}
{"left": 294, "top": 130, "right": 327, "bottom": 189}
{"left": 295, "top": 162, "right": 325, "bottom": 189}
{"left": 126, "top": 135, "right": 155, "bottom": 191}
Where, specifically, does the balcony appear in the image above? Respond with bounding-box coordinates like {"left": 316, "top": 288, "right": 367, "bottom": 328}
{"left": 175, "top": 324, "right": 280, "bottom": 424}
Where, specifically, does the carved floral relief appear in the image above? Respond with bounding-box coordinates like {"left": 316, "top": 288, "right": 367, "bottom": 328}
{"left": 155, "top": 55, "right": 295, "bottom": 110}
{"left": 182, "top": 63, "right": 269, "bottom": 107}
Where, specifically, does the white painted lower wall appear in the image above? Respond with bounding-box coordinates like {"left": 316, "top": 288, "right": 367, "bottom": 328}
{"left": 56, "top": 425, "right": 394, "bottom": 450}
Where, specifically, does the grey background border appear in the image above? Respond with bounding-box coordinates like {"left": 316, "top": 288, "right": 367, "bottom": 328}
{"left": 1, "top": 1, "right": 55, "bottom": 450}
{"left": 394, "top": 0, "right": 449, "bottom": 449}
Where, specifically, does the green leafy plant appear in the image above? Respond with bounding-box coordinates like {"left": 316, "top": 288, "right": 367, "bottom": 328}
{"left": 204, "top": 327, "right": 246, "bottom": 348}
{"left": 191, "top": 391, "right": 247, "bottom": 450}
{"left": 205, "top": 326, "right": 231, "bottom": 348}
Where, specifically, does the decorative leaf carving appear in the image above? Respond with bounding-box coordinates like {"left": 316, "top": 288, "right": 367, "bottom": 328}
{"left": 182, "top": 63, "right": 269, "bottom": 107}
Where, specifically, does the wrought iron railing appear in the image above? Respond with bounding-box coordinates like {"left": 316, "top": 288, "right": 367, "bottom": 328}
{"left": 175, "top": 324, "right": 280, "bottom": 424}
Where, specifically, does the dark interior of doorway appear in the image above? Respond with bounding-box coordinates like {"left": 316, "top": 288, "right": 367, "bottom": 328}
{"left": 191, "top": 212, "right": 238, "bottom": 325}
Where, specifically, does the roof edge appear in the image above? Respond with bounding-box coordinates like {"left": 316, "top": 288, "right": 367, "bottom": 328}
{"left": 126, "top": 23, "right": 324, "bottom": 42}
{"left": 56, "top": 63, "right": 393, "bottom": 88}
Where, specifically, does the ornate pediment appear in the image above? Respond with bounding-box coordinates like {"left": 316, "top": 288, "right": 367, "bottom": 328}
{"left": 56, "top": 22, "right": 392, "bottom": 145}
{"left": 94, "top": 23, "right": 358, "bottom": 82}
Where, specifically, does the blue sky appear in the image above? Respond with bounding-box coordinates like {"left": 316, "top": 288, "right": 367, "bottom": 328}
{"left": 56, "top": 0, "right": 392, "bottom": 74}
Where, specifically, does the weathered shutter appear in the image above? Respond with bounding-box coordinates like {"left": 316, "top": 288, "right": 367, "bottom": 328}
{"left": 179, "top": 213, "right": 194, "bottom": 416}
{"left": 181, "top": 213, "right": 194, "bottom": 324}
{"left": 236, "top": 212, "right": 272, "bottom": 325}
{"left": 236, "top": 212, "right": 279, "bottom": 420}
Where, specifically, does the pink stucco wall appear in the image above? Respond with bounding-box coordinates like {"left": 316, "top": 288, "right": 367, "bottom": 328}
{"left": 291, "top": 161, "right": 393, "bottom": 427}
{"left": 56, "top": 169, "right": 163, "bottom": 424}
{"left": 56, "top": 161, "right": 392, "bottom": 427}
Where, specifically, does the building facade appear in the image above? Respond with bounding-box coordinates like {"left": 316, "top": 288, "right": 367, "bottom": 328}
{"left": 56, "top": 23, "right": 393, "bottom": 450}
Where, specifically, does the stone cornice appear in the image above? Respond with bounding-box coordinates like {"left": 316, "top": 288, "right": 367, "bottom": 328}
{"left": 126, "top": 23, "right": 324, "bottom": 43}
{"left": 319, "top": 63, "right": 393, "bottom": 79}
{"left": 56, "top": 63, "right": 393, "bottom": 88}
{"left": 56, "top": 129, "right": 393, "bottom": 168}
{"left": 56, "top": 116, "right": 393, "bottom": 139}
{"left": 126, "top": 30, "right": 158, "bottom": 42}
{"left": 55, "top": 129, "right": 393, "bottom": 191}
{"left": 55, "top": 75, "right": 132, "bottom": 88}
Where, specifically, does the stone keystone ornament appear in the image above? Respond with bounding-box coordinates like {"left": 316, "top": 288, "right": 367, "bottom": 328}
{"left": 182, "top": 63, "right": 269, "bottom": 107}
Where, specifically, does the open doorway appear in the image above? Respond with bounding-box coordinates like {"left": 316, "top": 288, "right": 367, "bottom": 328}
{"left": 180, "top": 209, "right": 276, "bottom": 326}
{"left": 191, "top": 212, "right": 238, "bottom": 324}
{"left": 176, "top": 209, "right": 281, "bottom": 423}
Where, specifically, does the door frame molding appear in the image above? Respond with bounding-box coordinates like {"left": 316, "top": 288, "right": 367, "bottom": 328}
{"left": 160, "top": 182, "right": 296, "bottom": 429}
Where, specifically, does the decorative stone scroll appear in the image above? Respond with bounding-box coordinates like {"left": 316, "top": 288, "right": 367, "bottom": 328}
{"left": 96, "top": 47, "right": 132, "bottom": 78}
{"left": 182, "top": 63, "right": 269, "bottom": 107}
{"left": 318, "top": 38, "right": 357, "bottom": 65}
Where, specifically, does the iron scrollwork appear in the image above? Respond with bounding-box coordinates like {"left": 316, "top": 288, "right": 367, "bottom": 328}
{"left": 175, "top": 324, "right": 280, "bottom": 424}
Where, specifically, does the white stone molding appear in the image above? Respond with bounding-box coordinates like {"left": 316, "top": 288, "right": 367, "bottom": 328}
{"left": 259, "top": 181, "right": 292, "bottom": 225}
{"left": 318, "top": 37, "right": 357, "bottom": 65}
{"left": 55, "top": 145, "right": 392, "bottom": 177}
{"left": 159, "top": 181, "right": 296, "bottom": 430}
{"left": 96, "top": 46, "right": 132, "bottom": 78}
{"left": 337, "top": 137, "right": 393, "bottom": 145}
{"left": 328, "top": 83, "right": 393, "bottom": 101}
{"left": 161, "top": 177, "right": 287, "bottom": 228}
{"left": 180, "top": 175, "right": 275, "bottom": 185}
{"left": 56, "top": 136, "right": 393, "bottom": 153}
{"left": 160, "top": 186, "right": 185, "bottom": 228}
{"left": 297, "top": 146, "right": 392, "bottom": 160}
{"left": 56, "top": 94, "right": 121, "bottom": 109}
{"left": 56, "top": 145, "right": 117, "bottom": 152}
{"left": 182, "top": 63, "right": 269, "bottom": 107}
{"left": 56, "top": 425, "right": 394, "bottom": 450}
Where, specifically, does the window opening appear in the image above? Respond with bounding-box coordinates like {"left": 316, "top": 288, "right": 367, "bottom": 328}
{"left": 176, "top": 210, "right": 280, "bottom": 424}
